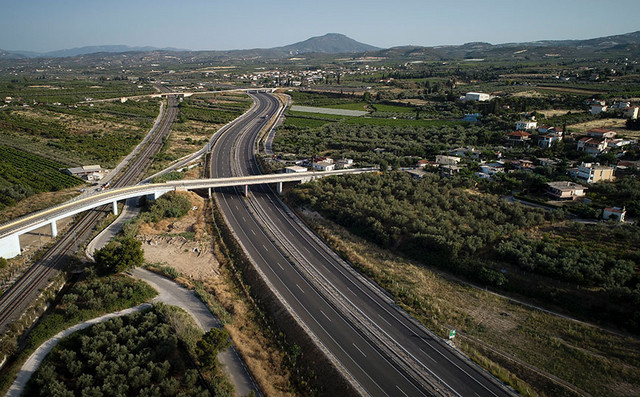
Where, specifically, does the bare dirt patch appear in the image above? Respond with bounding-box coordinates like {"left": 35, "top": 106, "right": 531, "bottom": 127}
{"left": 537, "top": 109, "right": 573, "bottom": 117}
{"left": 512, "top": 90, "right": 545, "bottom": 98}
{"left": 567, "top": 118, "right": 628, "bottom": 132}
{"left": 137, "top": 194, "right": 294, "bottom": 395}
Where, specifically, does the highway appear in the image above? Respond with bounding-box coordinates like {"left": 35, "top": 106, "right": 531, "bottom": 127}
{"left": 0, "top": 90, "right": 179, "bottom": 333}
{"left": 210, "top": 92, "right": 515, "bottom": 396}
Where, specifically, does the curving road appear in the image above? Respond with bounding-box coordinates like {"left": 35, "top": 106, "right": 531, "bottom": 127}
{"left": 210, "top": 93, "right": 515, "bottom": 397}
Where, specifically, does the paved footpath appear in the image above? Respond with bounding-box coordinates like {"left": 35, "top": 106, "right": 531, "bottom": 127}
{"left": 5, "top": 268, "right": 261, "bottom": 397}
{"left": 6, "top": 304, "right": 150, "bottom": 397}
{"left": 132, "top": 267, "right": 261, "bottom": 397}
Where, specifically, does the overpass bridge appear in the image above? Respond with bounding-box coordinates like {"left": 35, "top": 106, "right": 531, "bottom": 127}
{"left": 0, "top": 168, "right": 376, "bottom": 259}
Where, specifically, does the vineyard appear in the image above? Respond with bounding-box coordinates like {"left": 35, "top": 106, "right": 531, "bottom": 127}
{"left": 0, "top": 145, "right": 84, "bottom": 210}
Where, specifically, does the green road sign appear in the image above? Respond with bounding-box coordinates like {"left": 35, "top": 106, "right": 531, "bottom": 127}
{"left": 449, "top": 329, "right": 456, "bottom": 339}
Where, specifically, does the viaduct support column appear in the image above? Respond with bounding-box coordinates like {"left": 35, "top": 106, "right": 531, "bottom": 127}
{"left": 276, "top": 182, "right": 283, "bottom": 195}
{"left": 50, "top": 220, "right": 58, "bottom": 238}
{"left": 208, "top": 188, "right": 212, "bottom": 199}
{"left": 112, "top": 200, "right": 119, "bottom": 216}
{"left": 243, "top": 185, "right": 248, "bottom": 197}
{"left": 0, "top": 234, "right": 22, "bottom": 259}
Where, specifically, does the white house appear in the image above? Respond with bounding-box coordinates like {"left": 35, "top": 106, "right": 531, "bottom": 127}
{"left": 577, "top": 137, "right": 608, "bottom": 155}
{"left": 435, "top": 155, "right": 462, "bottom": 165}
{"left": 590, "top": 104, "right": 608, "bottom": 114}
{"left": 603, "top": 207, "right": 626, "bottom": 222}
{"left": 623, "top": 106, "right": 639, "bottom": 120}
{"left": 313, "top": 161, "right": 335, "bottom": 171}
{"left": 336, "top": 158, "right": 354, "bottom": 169}
{"left": 576, "top": 162, "right": 615, "bottom": 183}
{"left": 516, "top": 120, "right": 538, "bottom": 131}
{"left": 465, "top": 92, "right": 491, "bottom": 102}
{"left": 546, "top": 181, "right": 587, "bottom": 200}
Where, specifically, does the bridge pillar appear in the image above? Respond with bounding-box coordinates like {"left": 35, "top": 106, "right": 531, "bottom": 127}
{"left": 208, "top": 188, "right": 212, "bottom": 199}
{"left": 0, "top": 234, "right": 21, "bottom": 259}
{"left": 50, "top": 220, "right": 58, "bottom": 238}
{"left": 276, "top": 182, "right": 283, "bottom": 195}
{"left": 243, "top": 185, "right": 249, "bottom": 197}
{"left": 112, "top": 200, "right": 118, "bottom": 216}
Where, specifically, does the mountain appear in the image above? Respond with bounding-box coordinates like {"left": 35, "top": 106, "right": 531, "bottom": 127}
{"left": 1, "top": 45, "right": 189, "bottom": 59}
{"left": 278, "top": 33, "right": 380, "bottom": 54}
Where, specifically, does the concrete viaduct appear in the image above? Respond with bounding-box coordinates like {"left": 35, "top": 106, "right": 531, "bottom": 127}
{"left": 0, "top": 168, "right": 376, "bottom": 259}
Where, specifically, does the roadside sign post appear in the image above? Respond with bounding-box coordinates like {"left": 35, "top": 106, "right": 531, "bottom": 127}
{"left": 449, "top": 329, "right": 456, "bottom": 340}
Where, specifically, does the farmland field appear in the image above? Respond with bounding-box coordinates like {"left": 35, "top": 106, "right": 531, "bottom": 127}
{"left": 0, "top": 145, "right": 84, "bottom": 211}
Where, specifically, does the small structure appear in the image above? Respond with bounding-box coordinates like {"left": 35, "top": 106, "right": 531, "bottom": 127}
{"left": 477, "top": 162, "right": 505, "bottom": 179}
{"left": 435, "top": 155, "right": 462, "bottom": 166}
{"left": 576, "top": 162, "right": 614, "bottom": 183}
{"left": 603, "top": 207, "right": 626, "bottom": 222}
{"left": 463, "top": 113, "right": 481, "bottom": 122}
{"left": 587, "top": 128, "right": 616, "bottom": 139}
{"left": 285, "top": 165, "right": 308, "bottom": 173}
{"left": 405, "top": 169, "right": 427, "bottom": 179}
{"left": 577, "top": 137, "right": 608, "bottom": 156}
{"left": 449, "top": 147, "right": 480, "bottom": 159}
{"left": 313, "top": 161, "right": 335, "bottom": 171}
{"left": 506, "top": 131, "right": 531, "bottom": 145}
{"left": 623, "top": 106, "right": 639, "bottom": 120}
{"left": 336, "top": 158, "right": 354, "bottom": 169}
{"left": 516, "top": 119, "right": 538, "bottom": 131}
{"left": 546, "top": 181, "right": 587, "bottom": 200}
{"left": 590, "top": 104, "right": 608, "bottom": 114}
{"left": 465, "top": 92, "right": 491, "bottom": 102}
{"left": 440, "top": 165, "right": 462, "bottom": 178}
{"left": 64, "top": 165, "right": 105, "bottom": 181}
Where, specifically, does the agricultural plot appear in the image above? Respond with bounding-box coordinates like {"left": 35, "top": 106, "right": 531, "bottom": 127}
{"left": 0, "top": 145, "right": 83, "bottom": 210}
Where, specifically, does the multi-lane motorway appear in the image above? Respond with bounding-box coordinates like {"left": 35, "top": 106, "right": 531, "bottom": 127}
{"left": 210, "top": 92, "right": 515, "bottom": 396}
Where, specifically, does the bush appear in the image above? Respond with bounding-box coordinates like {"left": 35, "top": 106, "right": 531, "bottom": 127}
{"left": 142, "top": 192, "right": 192, "bottom": 222}
{"left": 94, "top": 237, "right": 144, "bottom": 275}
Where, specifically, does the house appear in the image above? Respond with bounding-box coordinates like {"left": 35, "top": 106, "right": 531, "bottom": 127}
{"left": 313, "top": 161, "right": 335, "bottom": 171}
{"left": 516, "top": 119, "right": 538, "bottom": 131}
{"left": 435, "top": 155, "right": 462, "bottom": 166}
{"left": 603, "top": 207, "right": 626, "bottom": 222}
{"left": 587, "top": 128, "right": 616, "bottom": 139}
{"left": 440, "top": 165, "right": 462, "bottom": 178}
{"left": 538, "top": 129, "right": 563, "bottom": 148}
{"left": 576, "top": 162, "right": 614, "bottom": 183}
{"left": 612, "top": 102, "right": 631, "bottom": 109}
{"left": 546, "top": 181, "right": 587, "bottom": 200}
{"left": 336, "top": 158, "right": 354, "bottom": 169}
{"left": 511, "top": 159, "right": 535, "bottom": 170}
{"left": 477, "top": 162, "right": 505, "bottom": 179}
{"left": 405, "top": 169, "right": 427, "bottom": 179}
{"left": 506, "top": 131, "right": 531, "bottom": 145}
{"left": 590, "top": 104, "right": 608, "bottom": 114}
{"left": 537, "top": 158, "right": 559, "bottom": 167}
{"left": 623, "top": 106, "right": 639, "bottom": 120}
{"left": 64, "top": 165, "right": 105, "bottom": 181}
{"left": 449, "top": 147, "right": 480, "bottom": 159}
{"left": 285, "top": 165, "right": 308, "bottom": 173}
{"left": 465, "top": 92, "right": 491, "bottom": 102}
{"left": 416, "top": 159, "right": 430, "bottom": 168}
{"left": 577, "top": 137, "right": 608, "bottom": 155}
{"left": 608, "top": 138, "right": 634, "bottom": 148}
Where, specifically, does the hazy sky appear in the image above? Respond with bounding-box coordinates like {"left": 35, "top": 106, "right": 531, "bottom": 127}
{"left": 2, "top": 0, "right": 639, "bottom": 52}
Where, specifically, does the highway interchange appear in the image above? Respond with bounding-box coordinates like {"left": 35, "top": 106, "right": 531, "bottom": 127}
{"left": 0, "top": 89, "right": 514, "bottom": 396}
{"left": 209, "top": 92, "right": 514, "bottom": 397}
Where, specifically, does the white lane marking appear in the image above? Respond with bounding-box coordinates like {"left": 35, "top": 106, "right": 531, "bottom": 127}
{"left": 396, "top": 385, "right": 410, "bottom": 397}
{"left": 378, "top": 314, "right": 392, "bottom": 327}
{"left": 250, "top": 229, "right": 256, "bottom": 236}
{"left": 296, "top": 284, "right": 305, "bottom": 294}
{"left": 419, "top": 347, "right": 437, "bottom": 363}
{"left": 242, "top": 216, "right": 246, "bottom": 222}
{"left": 320, "top": 310, "right": 332, "bottom": 322}
{"left": 352, "top": 343, "right": 367, "bottom": 358}
{"left": 276, "top": 262, "right": 284, "bottom": 270}
{"left": 262, "top": 244, "right": 268, "bottom": 251}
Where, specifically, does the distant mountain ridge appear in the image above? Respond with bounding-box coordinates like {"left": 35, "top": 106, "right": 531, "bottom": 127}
{"left": 1, "top": 30, "right": 640, "bottom": 62}
{"left": 277, "top": 33, "right": 380, "bottom": 54}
